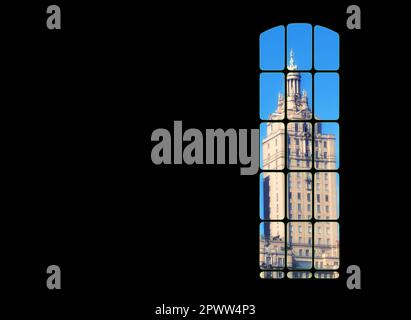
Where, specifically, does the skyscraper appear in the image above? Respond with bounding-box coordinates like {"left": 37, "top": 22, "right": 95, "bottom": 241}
{"left": 260, "top": 51, "right": 339, "bottom": 277}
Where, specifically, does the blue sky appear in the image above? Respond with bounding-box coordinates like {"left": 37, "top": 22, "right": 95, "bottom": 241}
{"left": 260, "top": 24, "right": 339, "bottom": 121}
{"left": 314, "top": 26, "right": 339, "bottom": 70}
{"left": 259, "top": 24, "right": 340, "bottom": 225}
{"left": 315, "top": 73, "right": 339, "bottom": 120}
{"left": 260, "top": 24, "right": 339, "bottom": 71}
{"left": 260, "top": 26, "right": 284, "bottom": 70}
{"left": 287, "top": 24, "right": 312, "bottom": 70}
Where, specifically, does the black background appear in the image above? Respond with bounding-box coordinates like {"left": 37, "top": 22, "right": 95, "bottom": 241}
{"left": 2, "top": 1, "right": 404, "bottom": 317}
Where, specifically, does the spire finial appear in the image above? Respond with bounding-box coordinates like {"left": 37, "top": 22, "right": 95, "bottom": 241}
{"left": 288, "top": 48, "right": 297, "bottom": 70}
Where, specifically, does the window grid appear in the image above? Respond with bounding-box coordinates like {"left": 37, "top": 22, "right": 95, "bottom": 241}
{"left": 259, "top": 24, "right": 340, "bottom": 280}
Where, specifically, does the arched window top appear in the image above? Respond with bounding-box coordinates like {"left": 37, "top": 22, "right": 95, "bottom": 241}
{"left": 260, "top": 26, "right": 285, "bottom": 71}
{"left": 314, "top": 26, "right": 339, "bottom": 70}
{"left": 259, "top": 24, "right": 339, "bottom": 71}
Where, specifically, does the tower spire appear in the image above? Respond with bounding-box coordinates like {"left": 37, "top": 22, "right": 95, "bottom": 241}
{"left": 288, "top": 48, "right": 297, "bottom": 70}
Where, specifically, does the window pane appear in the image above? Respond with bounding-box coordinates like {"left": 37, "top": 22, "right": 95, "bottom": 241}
{"left": 314, "top": 122, "right": 339, "bottom": 169}
{"left": 314, "top": 271, "right": 339, "bottom": 279}
{"left": 287, "top": 24, "right": 312, "bottom": 70}
{"left": 314, "top": 222, "right": 339, "bottom": 270}
{"left": 314, "top": 172, "right": 339, "bottom": 219}
{"left": 287, "top": 222, "right": 312, "bottom": 269}
{"left": 260, "top": 26, "right": 285, "bottom": 70}
{"left": 314, "top": 26, "right": 339, "bottom": 70}
{"left": 260, "top": 172, "right": 285, "bottom": 220}
{"left": 287, "top": 122, "right": 312, "bottom": 170}
{"left": 286, "top": 72, "right": 312, "bottom": 120}
{"left": 260, "top": 271, "right": 285, "bottom": 279}
{"left": 287, "top": 172, "right": 312, "bottom": 220}
{"left": 260, "top": 122, "right": 285, "bottom": 170}
{"left": 260, "top": 222, "right": 285, "bottom": 270}
{"left": 287, "top": 271, "right": 312, "bottom": 279}
{"left": 314, "top": 73, "right": 339, "bottom": 120}
{"left": 260, "top": 73, "right": 285, "bottom": 120}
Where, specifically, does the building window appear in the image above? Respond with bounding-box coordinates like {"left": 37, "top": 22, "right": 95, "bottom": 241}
{"left": 259, "top": 23, "right": 340, "bottom": 278}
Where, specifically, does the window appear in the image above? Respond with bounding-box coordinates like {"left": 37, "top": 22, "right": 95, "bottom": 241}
{"left": 259, "top": 23, "right": 339, "bottom": 279}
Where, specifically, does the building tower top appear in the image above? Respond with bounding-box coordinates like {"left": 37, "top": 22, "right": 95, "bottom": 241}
{"left": 288, "top": 49, "right": 297, "bottom": 70}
